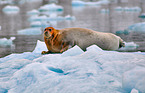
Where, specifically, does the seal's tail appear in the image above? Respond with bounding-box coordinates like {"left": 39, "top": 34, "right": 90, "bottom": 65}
{"left": 119, "top": 38, "right": 125, "bottom": 48}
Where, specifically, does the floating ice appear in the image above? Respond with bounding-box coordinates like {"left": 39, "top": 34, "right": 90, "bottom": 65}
{"left": 2, "top": 5, "right": 20, "bottom": 14}
{"left": 127, "top": 22, "right": 145, "bottom": 33}
{"left": 99, "top": 9, "right": 109, "bottom": 13}
{"left": 18, "top": 0, "right": 42, "bottom": 4}
{"left": 38, "top": 3, "right": 63, "bottom": 12}
{"left": 0, "top": 40, "right": 145, "bottom": 93}
{"left": 30, "top": 21, "right": 50, "bottom": 28}
{"left": 27, "top": 9, "right": 39, "bottom": 15}
{"left": 72, "top": 0, "right": 109, "bottom": 6}
{"left": 114, "top": 6, "right": 123, "bottom": 11}
{"left": 28, "top": 15, "right": 75, "bottom": 22}
{"left": 115, "top": 30, "right": 130, "bottom": 35}
{"left": 0, "top": 0, "right": 13, "bottom": 4}
{"left": 114, "top": 6, "right": 141, "bottom": 12}
{"left": 17, "top": 28, "right": 42, "bottom": 35}
{"left": 0, "top": 26, "right": 1, "bottom": 30}
{"left": 139, "top": 13, "right": 145, "bottom": 18}
{"left": 65, "top": 15, "right": 76, "bottom": 20}
{"left": 0, "top": 37, "right": 15, "bottom": 47}
{"left": 118, "top": 42, "right": 139, "bottom": 51}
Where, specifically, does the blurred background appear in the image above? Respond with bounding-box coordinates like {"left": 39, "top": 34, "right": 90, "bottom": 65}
{"left": 0, "top": 0, "right": 145, "bottom": 57}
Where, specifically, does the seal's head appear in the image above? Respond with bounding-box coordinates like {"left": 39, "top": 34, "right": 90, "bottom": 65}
{"left": 44, "top": 27, "right": 55, "bottom": 39}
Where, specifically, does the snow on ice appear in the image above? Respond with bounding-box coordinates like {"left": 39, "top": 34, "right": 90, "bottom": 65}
{"left": 0, "top": 40, "right": 145, "bottom": 93}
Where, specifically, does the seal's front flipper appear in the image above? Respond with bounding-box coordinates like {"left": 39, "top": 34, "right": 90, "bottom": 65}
{"left": 41, "top": 51, "right": 53, "bottom": 55}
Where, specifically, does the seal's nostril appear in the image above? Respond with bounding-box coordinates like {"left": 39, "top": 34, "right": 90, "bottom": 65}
{"left": 44, "top": 31, "right": 48, "bottom": 35}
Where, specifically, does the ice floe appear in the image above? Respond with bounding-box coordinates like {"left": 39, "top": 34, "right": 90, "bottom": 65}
{"left": 38, "top": 3, "right": 63, "bottom": 12}
{"left": 118, "top": 42, "right": 139, "bottom": 51}
{"left": 17, "top": 28, "right": 42, "bottom": 35}
{"left": 127, "top": 22, "right": 145, "bottom": 33}
{"left": 99, "top": 9, "right": 109, "bottom": 13}
{"left": 28, "top": 15, "right": 75, "bottom": 22}
{"left": 139, "top": 13, "right": 145, "bottom": 18}
{"left": 30, "top": 21, "right": 50, "bottom": 28}
{"left": 0, "top": 40, "right": 145, "bottom": 93}
{"left": 2, "top": 5, "right": 20, "bottom": 14}
{"left": 0, "top": 0, "right": 13, "bottom": 4}
{"left": 72, "top": 0, "right": 109, "bottom": 6}
{"left": 0, "top": 37, "right": 15, "bottom": 47}
{"left": 27, "top": 9, "right": 39, "bottom": 15}
{"left": 114, "top": 6, "right": 141, "bottom": 12}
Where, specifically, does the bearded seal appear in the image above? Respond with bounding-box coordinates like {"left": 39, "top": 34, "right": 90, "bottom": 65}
{"left": 41, "top": 27, "right": 125, "bottom": 54}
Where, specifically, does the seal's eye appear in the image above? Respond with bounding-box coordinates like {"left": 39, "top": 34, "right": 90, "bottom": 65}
{"left": 49, "top": 29, "right": 52, "bottom": 32}
{"left": 44, "top": 29, "right": 46, "bottom": 31}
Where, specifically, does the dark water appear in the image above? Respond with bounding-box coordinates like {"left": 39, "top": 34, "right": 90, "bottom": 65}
{"left": 0, "top": 0, "right": 145, "bottom": 57}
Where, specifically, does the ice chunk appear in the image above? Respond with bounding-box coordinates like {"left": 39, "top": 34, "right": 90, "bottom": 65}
{"left": 100, "top": 9, "right": 109, "bottom": 13}
{"left": 28, "top": 15, "right": 48, "bottom": 22}
{"left": 0, "top": 26, "right": 1, "bottom": 30}
{"left": 18, "top": 0, "right": 42, "bottom": 4}
{"left": 2, "top": 5, "right": 20, "bottom": 14}
{"left": 62, "top": 45, "right": 84, "bottom": 57}
{"left": 118, "top": 42, "right": 139, "bottom": 51}
{"left": 0, "top": 37, "right": 15, "bottom": 47}
{"left": 127, "top": 22, "right": 145, "bottom": 33}
{"left": 17, "top": 28, "right": 42, "bottom": 35}
{"left": 30, "top": 21, "right": 50, "bottom": 28}
{"left": 114, "top": 6, "right": 141, "bottom": 12}
{"left": 28, "top": 15, "right": 75, "bottom": 22}
{"left": 139, "top": 13, "right": 145, "bottom": 18}
{"left": 39, "top": 3, "right": 63, "bottom": 12}
{"left": 72, "top": 0, "right": 85, "bottom": 6}
{"left": 72, "top": 0, "right": 109, "bottom": 6}
{"left": 0, "top": 0, "right": 13, "bottom": 4}
{"left": 123, "top": 66, "right": 145, "bottom": 93}
{"left": 65, "top": 15, "right": 76, "bottom": 20}
{"left": 33, "top": 40, "right": 47, "bottom": 54}
{"left": 114, "top": 6, "right": 123, "bottom": 11}
{"left": 86, "top": 45, "right": 103, "bottom": 52}
{"left": 131, "top": 89, "right": 139, "bottom": 93}
{"left": 115, "top": 30, "right": 130, "bottom": 35}
{"left": 27, "top": 9, "right": 39, "bottom": 15}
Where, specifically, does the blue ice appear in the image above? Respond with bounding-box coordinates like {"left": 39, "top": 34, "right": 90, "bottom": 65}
{"left": 0, "top": 40, "right": 145, "bottom": 93}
